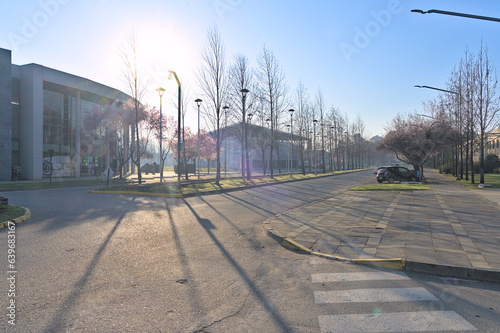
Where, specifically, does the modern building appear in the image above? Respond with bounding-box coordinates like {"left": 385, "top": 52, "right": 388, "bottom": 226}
{"left": 0, "top": 48, "right": 131, "bottom": 181}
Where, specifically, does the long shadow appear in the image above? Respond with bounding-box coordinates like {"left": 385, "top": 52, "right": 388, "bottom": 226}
{"left": 182, "top": 199, "right": 291, "bottom": 332}
{"left": 198, "top": 196, "right": 251, "bottom": 233}
{"left": 44, "top": 208, "right": 128, "bottom": 332}
{"left": 221, "top": 192, "right": 279, "bottom": 217}
{"left": 164, "top": 199, "right": 205, "bottom": 321}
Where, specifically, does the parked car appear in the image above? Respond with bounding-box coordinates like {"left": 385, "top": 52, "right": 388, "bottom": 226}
{"left": 376, "top": 166, "right": 417, "bottom": 183}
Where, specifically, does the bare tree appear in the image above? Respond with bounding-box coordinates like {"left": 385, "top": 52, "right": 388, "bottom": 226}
{"left": 229, "top": 53, "right": 256, "bottom": 180}
{"left": 119, "top": 32, "right": 148, "bottom": 183}
{"left": 315, "top": 89, "right": 326, "bottom": 173}
{"left": 474, "top": 42, "right": 500, "bottom": 184}
{"left": 294, "top": 81, "right": 310, "bottom": 175}
{"left": 257, "top": 45, "right": 288, "bottom": 178}
{"left": 197, "top": 25, "right": 229, "bottom": 185}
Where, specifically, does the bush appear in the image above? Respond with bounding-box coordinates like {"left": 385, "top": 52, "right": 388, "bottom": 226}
{"left": 474, "top": 154, "right": 500, "bottom": 174}
{"left": 439, "top": 164, "right": 453, "bottom": 174}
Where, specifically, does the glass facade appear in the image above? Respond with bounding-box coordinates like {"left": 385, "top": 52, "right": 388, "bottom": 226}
{"left": 7, "top": 61, "right": 130, "bottom": 180}
{"left": 11, "top": 77, "right": 20, "bottom": 166}
{"left": 43, "top": 84, "right": 77, "bottom": 177}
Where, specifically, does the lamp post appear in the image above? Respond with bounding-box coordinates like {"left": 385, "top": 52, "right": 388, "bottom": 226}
{"left": 313, "top": 119, "right": 318, "bottom": 175}
{"left": 330, "top": 125, "right": 334, "bottom": 172}
{"left": 286, "top": 124, "right": 291, "bottom": 174}
{"left": 241, "top": 88, "right": 249, "bottom": 184}
{"left": 411, "top": 9, "right": 500, "bottom": 22}
{"left": 168, "top": 70, "right": 182, "bottom": 189}
{"left": 247, "top": 112, "right": 254, "bottom": 180}
{"left": 266, "top": 118, "right": 271, "bottom": 174}
{"left": 223, "top": 105, "right": 229, "bottom": 178}
{"left": 195, "top": 98, "right": 203, "bottom": 180}
{"left": 289, "top": 109, "right": 294, "bottom": 177}
{"left": 156, "top": 87, "right": 165, "bottom": 183}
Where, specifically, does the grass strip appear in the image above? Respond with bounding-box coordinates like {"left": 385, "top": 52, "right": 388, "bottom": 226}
{"left": 93, "top": 170, "right": 366, "bottom": 197}
{"left": 0, "top": 205, "right": 26, "bottom": 222}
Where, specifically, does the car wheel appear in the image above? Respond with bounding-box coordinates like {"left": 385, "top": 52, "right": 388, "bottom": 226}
{"left": 377, "top": 179, "right": 383, "bottom": 183}
{"left": 388, "top": 177, "right": 395, "bottom": 184}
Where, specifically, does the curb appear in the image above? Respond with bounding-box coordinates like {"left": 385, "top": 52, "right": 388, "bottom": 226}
{"left": 262, "top": 220, "right": 500, "bottom": 283}
{"left": 0, "top": 206, "right": 32, "bottom": 229}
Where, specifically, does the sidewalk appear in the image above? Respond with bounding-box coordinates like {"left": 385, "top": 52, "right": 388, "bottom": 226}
{"left": 263, "top": 170, "right": 500, "bottom": 282}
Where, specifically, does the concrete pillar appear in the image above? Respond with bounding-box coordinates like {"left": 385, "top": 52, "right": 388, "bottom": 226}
{"left": 0, "top": 49, "right": 12, "bottom": 181}
{"left": 75, "top": 91, "right": 81, "bottom": 177}
{"left": 19, "top": 64, "right": 44, "bottom": 180}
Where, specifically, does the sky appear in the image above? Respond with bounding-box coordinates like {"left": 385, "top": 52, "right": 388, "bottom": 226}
{"left": 1, "top": 0, "right": 499, "bottom": 138}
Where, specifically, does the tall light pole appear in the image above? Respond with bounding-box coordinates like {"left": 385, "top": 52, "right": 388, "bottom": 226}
{"left": 156, "top": 87, "right": 165, "bottom": 183}
{"left": 266, "top": 118, "right": 271, "bottom": 175}
{"left": 313, "top": 119, "right": 318, "bottom": 175}
{"left": 195, "top": 98, "right": 202, "bottom": 180}
{"left": 330, "top": 125, "right": 334, "bottom": 172}
{"left": 286, "top": 124, "right": 291, "bottom": 174}
{"left": 168, "top": 70, "right": 181, "bottom": 189}
{"left": 289, "top": 108, "right": 294, "bottom": 177}
{"left": 247, "top": 113, "right": 254, "bottom": 180}
{"left": 411, "top": 9, "right": 500, "bottom": 22}
{"left": 241, "top": 89, "right": 249, "bottom": 184}
{"left": 223, "top": 105, "right": 229, "bottom": 178}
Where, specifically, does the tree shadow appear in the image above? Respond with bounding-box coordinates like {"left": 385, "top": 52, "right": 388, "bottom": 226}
{"left": 44, "top": 210, "right": 127, "bottom": 331}
{"left": 182, "top": 198, "right": 292, "bottom": 332}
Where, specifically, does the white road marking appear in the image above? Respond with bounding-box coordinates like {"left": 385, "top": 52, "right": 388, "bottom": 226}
{"left": 312, "top": 271, "right": 410, "bottom": 283}
{"left": 318, "top": 311, "right": 477, "bottom": 332}
{"left": 314, "top": 287, "right": 438, "bottom": 303}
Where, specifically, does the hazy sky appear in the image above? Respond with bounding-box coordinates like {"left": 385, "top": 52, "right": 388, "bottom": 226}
{"left": 2, "top": 0, "right": 499, "bottom": 137}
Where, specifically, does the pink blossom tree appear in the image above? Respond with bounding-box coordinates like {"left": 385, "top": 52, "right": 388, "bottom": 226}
{"left": 378, "top": 113, "right": 458, "bottom": 180}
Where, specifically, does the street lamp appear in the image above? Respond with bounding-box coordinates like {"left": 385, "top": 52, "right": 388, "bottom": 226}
{"left": 411, "top": 9, "right": 500, "bottom": 22}
{"left": 289, "top": 109, "right": 294, "bottom": 177}
{"left": 286, "top": 124, "right": 291, "bottom": 174}
{"left": 414, "top": 85, "right": 458, "bottom": 95}
{"left": 156, "top": 87, "right": 165, "bottom": 183}
{"left": 247, "top": 113, "right": 254, "bottom": 180}
{"left": 313, "top": 119, "right": 318, "bottom": 175}
{"left": 241, "top": 88, "right": 249, "bottom": 184}
{"left": 168, "top": 70, "right": 182, "bottom": 188}
{"left": 330, "top": 125, "right": 335, "bottom": 172}
{"left": 195, "top": 98, "right": 203, "bottom": 180}
{"left": 266, "top": 118, "right": 271, "bottom": 174}
{"left": 223, "top": 105, "right": 230, "bottom": 178}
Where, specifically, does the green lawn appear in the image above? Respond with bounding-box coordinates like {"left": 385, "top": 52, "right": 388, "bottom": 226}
{"left": 0, "top": 205, "right": 26, "bottom": 222}
{"left": 442, "top": 172, "right": 500, "bottom": 189}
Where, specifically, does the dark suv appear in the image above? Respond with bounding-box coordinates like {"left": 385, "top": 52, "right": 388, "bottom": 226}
{"left": 376, "top": 166, "right": 417, "bottom": 183}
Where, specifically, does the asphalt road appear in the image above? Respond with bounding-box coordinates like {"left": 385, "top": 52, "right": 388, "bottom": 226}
{"left": 2, "top": 170, "right": 500, "bottom": 332}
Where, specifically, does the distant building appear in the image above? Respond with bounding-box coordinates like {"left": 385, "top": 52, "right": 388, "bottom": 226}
{"left": 216, "top": 122, "right": 310, "bottom": 173}
{"left": 0, "top": 48, "right": 131, "bottom": 181}
{"left": 486, "top": 128, "right": 500, "bottom": 157}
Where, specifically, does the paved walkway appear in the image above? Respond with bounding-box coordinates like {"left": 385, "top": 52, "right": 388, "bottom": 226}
{"left": 264, "top": 170, "right": 500, "bottom": 282}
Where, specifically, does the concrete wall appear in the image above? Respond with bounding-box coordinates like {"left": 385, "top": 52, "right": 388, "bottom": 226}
{"left": 0, "top": 49, "right": 12, "bottom": 181}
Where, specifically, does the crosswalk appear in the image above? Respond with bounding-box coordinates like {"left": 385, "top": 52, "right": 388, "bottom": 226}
{"left": 311, "top": 267, "right": 477, "bottom": 332}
